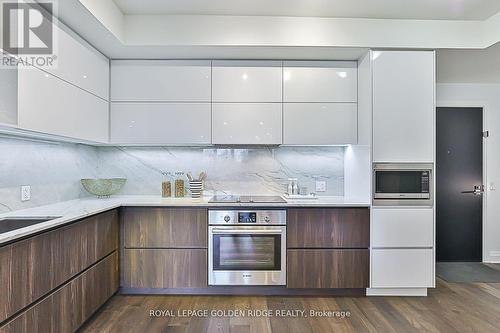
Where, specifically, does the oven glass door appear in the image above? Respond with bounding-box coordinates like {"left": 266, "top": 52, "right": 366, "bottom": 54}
{"left": 212, "top": 231, "right": 281, "bottom": 271}
{"left": 375, "top": 170, "right": 428, "bottom": 194}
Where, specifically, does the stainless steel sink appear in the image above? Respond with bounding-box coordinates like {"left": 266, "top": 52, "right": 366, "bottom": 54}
{"left": 0, "top": 216, "right": 61, "bottom": 233}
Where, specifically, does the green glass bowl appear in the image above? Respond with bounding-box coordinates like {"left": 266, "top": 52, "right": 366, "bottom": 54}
{"left": 81, "top": 178, "right": 127, "bottom": 198}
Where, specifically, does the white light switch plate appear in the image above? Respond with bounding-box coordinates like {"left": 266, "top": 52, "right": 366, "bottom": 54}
{"left": 315, "top": 181, "right": 327, "bottom": 192}
{"left": 21, "top": 185, "right": 31, "bottom": 201}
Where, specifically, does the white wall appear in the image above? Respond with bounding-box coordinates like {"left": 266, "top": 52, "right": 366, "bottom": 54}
{"left": 437, "top": 83, "right": 500, "bottom": 263}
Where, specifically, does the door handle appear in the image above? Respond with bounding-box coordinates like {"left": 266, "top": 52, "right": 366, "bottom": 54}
{"left": 211, "top": 229, "right": 283, "bottom": 235}
{"left": 461, "top": 185, "right": 484, "bottom": 196}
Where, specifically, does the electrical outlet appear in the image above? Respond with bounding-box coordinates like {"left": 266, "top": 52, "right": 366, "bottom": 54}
{"left": 21, "top": 185, "right": 31, "bottom": 201}
{"left": 315, "top": 181, "right": 327, "bottom": 192}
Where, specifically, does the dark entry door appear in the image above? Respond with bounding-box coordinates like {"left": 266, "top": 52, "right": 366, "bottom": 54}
{"left": 437, "top": 107, "right": 483, "bottom": 262}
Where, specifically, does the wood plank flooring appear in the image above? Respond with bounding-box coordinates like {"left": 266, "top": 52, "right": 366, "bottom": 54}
{"left": 80, "top": 277, "right": 500, "bottom": 333}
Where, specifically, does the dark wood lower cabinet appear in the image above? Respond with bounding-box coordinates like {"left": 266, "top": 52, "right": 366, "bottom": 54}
{"left": 287, "top": 208, "right": 370, "bottom": 248}
{"left": 123, "top": 249, "right": 208, "bottom": 289}
{"left": 287, "top": 249, "right": 369, "bottom": 288}
{"left": 0, "top": 209, "right": 119, "bottom": 324}
{"left": 122, "top": 207, "right": 207, "bottom": 248}
{"left": 0, "top": 252, "right": 119, "bottom": 333}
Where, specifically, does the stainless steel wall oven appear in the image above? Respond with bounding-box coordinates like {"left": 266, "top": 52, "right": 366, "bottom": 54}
{"left": 208, "top": 209, "right": 286, "bottom": 286}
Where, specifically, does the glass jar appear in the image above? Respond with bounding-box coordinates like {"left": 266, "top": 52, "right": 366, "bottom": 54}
{"left": 174, "top": 171, "right": 185, "bottom": 198}
{"left": 161, "top": 172, "right": 172, "bottom": 197}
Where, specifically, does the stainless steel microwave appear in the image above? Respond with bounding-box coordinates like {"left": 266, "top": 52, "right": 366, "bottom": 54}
{"left": 373, "top": 163, "right": 433, "bottom": 206}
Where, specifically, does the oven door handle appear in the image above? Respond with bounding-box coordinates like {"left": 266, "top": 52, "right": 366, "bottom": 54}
{"left": 211, "top": 228, "right": 283, "bottom": 235}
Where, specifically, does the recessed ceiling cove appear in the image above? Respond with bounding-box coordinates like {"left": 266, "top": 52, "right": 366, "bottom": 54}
{"left": 113, "top": 0, "right": 500, "bottom": 21}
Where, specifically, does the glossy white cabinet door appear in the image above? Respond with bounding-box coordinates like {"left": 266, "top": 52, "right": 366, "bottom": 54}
{"left": 283, "top": 103, "right": 357, "bottom": 145}
{"left": 372, "top": 208, "right": 434, "bottom": 248}
{"left": 212, "top": 61, "right": 282, "bottom": 102}
{"left": 111, "top": 103, "right": 211, "bottom": 145}
{"left": 372, "top": 51, "right": 435, "bottom": 162}
{"left": 43, "top": 24, "right": 109, "bottom": 100}
{"left": 0, "top": 61, "right": 17, "bottom": 125}
{"left": 212, "top": 103, "right": 282, "bottom": 144}
{"left": 372, "top": 249, "right": 433, "bottom": 288}
{"left": 111, "top": 60, "right": 211, "bottom": 102}
{"left": 283, "top": 61, "right": 357, "bottom": 102}
{"left": 18, "top": 67, "right": 109, "bottom": 143}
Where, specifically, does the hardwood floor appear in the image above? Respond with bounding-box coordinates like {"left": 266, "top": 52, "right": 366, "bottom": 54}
{"left": 80, "top": 277, "right": 500, "bottom": 333}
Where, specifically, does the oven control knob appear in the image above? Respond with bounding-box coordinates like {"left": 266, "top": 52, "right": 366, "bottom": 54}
{"left": 224, "top": 215, "right": 231, "bottom": 222}
{"left": 264, "top": 216, "right": 271, "bottom": 223}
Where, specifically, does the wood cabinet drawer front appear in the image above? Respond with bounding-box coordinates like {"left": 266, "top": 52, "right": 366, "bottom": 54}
{"left": 123, "top": 249, "right": 208, "bottom": 288}
{"left": 123, "top": 207, "right": 207, "bottom": 248}
{"left": 372, "top": 208, "right": 434, "bottom": 248}
{"left": 0, "top": 252, "right": 119, "bottom": 333}
{"left": 287, "top": 249, "right": 369, "bottom": 288}
{"left": 0, "top": 210, "right": 118, "bottom": 323}
{"left": 371, "top": 249, "right": 433, "bottom": 288}
{"left": 287, "top": 208, "right": 370, "bottom": 248}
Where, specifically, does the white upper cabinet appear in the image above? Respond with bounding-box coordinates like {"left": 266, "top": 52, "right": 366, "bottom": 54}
{"left": 111, "top": 103, "right": 211, "bottom": 145}
{"left": 0, "top": 60, "right": 17, "bottom": 126}
{"left": 283, "top": 61, "right": 357, "bottom": 102}
{"left": 18, "top": 66, "right": 108, "bottom": 143}
{"left": 372, "top": 51, "right": 435, "bottom": 162}
{"left": 111, "top": 60, "right": 211, "bottom": 102}
{"left": 283, "top": 103, "right": 357, "bottom": 145}
{"left": 44, "top": 24, "right": 109, "bottom": 100}
{"left": 212, "top": 61, "right": 282, "bottom": 102}
{"left": 212, "top": 103, "right": 282, "bottom": 145}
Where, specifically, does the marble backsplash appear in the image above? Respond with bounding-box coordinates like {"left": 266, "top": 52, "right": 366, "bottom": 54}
{"left": 0, "top": 136, "right": 99, "bottom": 213}
{"left": 0, "top": 136, "right": 345, "bottom": 213}
{"left": 97, "top": 146, "right": 345, "bottom": 197}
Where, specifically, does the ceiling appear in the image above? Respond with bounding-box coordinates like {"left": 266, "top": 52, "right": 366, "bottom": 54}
{"left": 49, "top": 0, "right": 500, "bottom": 59}
{"left": 113, "top": 0, "right": 500, "bottom": 20}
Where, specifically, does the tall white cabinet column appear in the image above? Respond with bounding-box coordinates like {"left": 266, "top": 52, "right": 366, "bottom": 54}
{"left": 368, "top": 50, "right": 436, "bottom": 296}
{"left": 372, "top": 51, "right": 435, "bottom": 163}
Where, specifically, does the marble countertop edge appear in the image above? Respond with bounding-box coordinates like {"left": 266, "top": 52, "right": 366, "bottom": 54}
{"left": 0, "top": 195, "right": 370, "bottom": 245}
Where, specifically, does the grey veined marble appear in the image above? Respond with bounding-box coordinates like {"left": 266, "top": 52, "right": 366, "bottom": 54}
{"left": 0, "top": 136, "right": 345, "bottom": 213}
{"left": 0, "top": 137, "right": 99, "bottom": 213}
{"left": 97, "top": 146, "right": 345, "bottom": 197}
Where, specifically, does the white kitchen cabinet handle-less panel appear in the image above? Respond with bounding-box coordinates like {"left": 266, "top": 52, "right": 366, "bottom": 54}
{"left": 212, "top": 103, "right": 282, "bottom": 145}
{"left": 212, "top": 61, "right": 282, "bottom": 102}
{"left": 18, "top": 67, "right": 108, "bottom": 143}
{"left": 372, "top": 51, "right": 435, "bottom": 162}
{"left": 372, "top": 208, "right": 434, "bottom": 248}
{"left": 0, "top": 61, "right": 17, "bottom": 125}
{"left": 372, "top": 249, "right": 433, "bottom": 288}
{"left": 110, "top": 103, "right": 211, "bottom": 145}
{"left": 111, "top": 60, "right": 211, "bottom": 102}
{"left": 283, "top": 61, "right": 357, "bottom": 102}
{"left": 43, "top": 24, "right": 109, "bottom": 100}
{"left": 283, "top": 103, "right": 357, "bottom": 145}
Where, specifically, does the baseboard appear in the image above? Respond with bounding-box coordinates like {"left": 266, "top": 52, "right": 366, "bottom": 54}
{"left": 120, "top": 287, "right": 366, "bottom": 296}
{"left": 485, "top": 251, "right": 500, "bottom": 263}
{"left": 366, "top": 288, "right": 428, "bottom": 297}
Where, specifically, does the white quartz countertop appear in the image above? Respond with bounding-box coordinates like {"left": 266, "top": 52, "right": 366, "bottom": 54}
{"left": 0, "top": 195, "right": 370, "bottom": 245}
